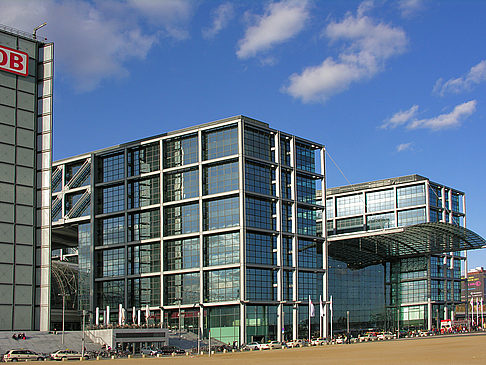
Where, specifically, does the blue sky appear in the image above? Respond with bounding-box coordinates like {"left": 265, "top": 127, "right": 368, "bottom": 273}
{"left": 2, "top": 0, "right": 485, "bottom": 268}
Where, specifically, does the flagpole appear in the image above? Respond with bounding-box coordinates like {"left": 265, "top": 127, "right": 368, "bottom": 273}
{"left": 477, "top": 298, "right": 480, "bottom": 327}
{"left": 319, "top": 295, "right": 322, "bottom": 338}
{"left": 471, "top": 298, "right": 474, "bottom": 327}
{"left": 481, "top": 298, "right": 484, "bottom": 329}
{"left": 330, "top": 296, "right": 333, "bottom": 341}
{"left": 308, "top": 295, "right": 311, "bottom": 341}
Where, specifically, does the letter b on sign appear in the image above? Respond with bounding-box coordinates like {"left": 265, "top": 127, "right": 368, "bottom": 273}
{"left": 0, "top": 45, "right": 29, "bottom": 76}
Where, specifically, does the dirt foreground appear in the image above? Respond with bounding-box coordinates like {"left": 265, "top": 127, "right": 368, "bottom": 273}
{"left": 99, "top": 333, "right": 486, "bottom": 365}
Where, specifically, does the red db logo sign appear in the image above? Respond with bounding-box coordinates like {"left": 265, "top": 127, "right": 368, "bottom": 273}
{"left": 0, "top": 45, "right": 29, "bottom": 76}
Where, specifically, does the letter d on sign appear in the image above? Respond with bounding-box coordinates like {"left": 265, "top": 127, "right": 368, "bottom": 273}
{"left": 0, "top": 49, "right": 7, "bottom": 66}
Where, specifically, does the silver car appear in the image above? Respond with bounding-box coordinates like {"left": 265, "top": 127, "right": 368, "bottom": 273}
{"left": 50, "top": 350, "right": 84, "bottom": 361}
{"left": 3, "top": 349, "right": 45, "bottom": 362}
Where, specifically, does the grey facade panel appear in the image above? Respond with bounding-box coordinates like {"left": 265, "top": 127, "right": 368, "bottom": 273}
{"left": 0, "top": 27, "right": 52, "bottom": 331}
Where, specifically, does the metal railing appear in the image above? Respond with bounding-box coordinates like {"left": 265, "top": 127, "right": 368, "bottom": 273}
{"left": 0, "top": 23, "right": 48, "bottom": 41}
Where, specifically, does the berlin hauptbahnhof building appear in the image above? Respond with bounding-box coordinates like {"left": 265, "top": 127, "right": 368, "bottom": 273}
{"left": 1, "top": 26, "right": 485, "bottom": 344}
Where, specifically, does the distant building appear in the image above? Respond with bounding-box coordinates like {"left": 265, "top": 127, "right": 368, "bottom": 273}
{"left": 458, "top": 267, "right": 486, "bottom": 324}
{"left": 0, "top": 26, "right": 53, "bottom": 331}
{"left": 324, "top": 175, "right": 485, "bottom": 332}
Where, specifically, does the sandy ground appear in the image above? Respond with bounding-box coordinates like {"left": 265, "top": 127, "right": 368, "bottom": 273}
{"left": 97, "top": 333, "right": 486, "bottom": 365}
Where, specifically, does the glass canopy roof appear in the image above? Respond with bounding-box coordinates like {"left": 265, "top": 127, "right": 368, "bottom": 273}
{"left": 328, "top": 222, "right": 486, "bottom": 269}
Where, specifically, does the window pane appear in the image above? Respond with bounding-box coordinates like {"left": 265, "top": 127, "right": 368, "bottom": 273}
{"left": 397, "top": 184, "right": 425, "bottom": 208}
{"left": 164, "top": 203, "right": 199, "bottom": 235}
{"left": 164, "top": 135, "right": 198, "bottom": 168}
{"left": 397, "top": 208, "right": 426, "bottom": 227}
{"left": 98, "top": 153, "right": 124, "bottom": 182}
{"left": 336, "top": 194, "right": 363, "bottom": 217}
{"left": 245, "top": 197, "right": 275, "bottom": 230}
{"left": 246, "top": 232, "right": 276, "bottom": 265}
{"left": 203, "top": 197, "right": 239, "bottom": 230}
{"left": 164, "top": 237, "right": 199, "bottom": 270}
{"left": 203, "top": 126, "right": 238, "bottom": 160}
{"left": 204, "top": 232, "right": 240, "bottom": 266}
{"left": 244, "top": 127, "right": 272, "bottom": 161}
{"left": 366, "top": 189, "right": 394, "bottom": 212}
{"left": 204, "top": 269, "right": 240, "bottom": 302}
{"left": 164, "top": 169, "right": 199, "bottom": 202}
{"left": 128, "top": 143, "right": 160, "bottom": 176}
{"left": 204, "top": 161, "right": 239, "bottom": 195}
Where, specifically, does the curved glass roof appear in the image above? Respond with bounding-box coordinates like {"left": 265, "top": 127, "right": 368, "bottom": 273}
{"left": 328, "top": 222, "right": 486, "bottom": 269}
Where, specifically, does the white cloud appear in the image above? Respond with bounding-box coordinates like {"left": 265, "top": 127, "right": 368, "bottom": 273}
{"left": 126, "top": 0, "right": 193, "bottom": 40}
{"left": 381, "top": 105, "right": 419, "bottom": 129}
{"left": 283, "top": 2, "right": 408, "bottom": 103}
{"left": 0, "top": 0, "right": 193, "bottom": 92}
{"left": 408, "top": 100, "right": 477, "bottom": 131}
{"left": 434, "top": 60, "right": 486, "bottom": 96}
{"left": 236, "top": 0, "right": 310, "bottom": 59}
{"left": 396, "top": 142, "right": 413, "bottom": 152}
{"left": 203, "top": 3, "right": 235, "bottom": 39}
{"left": 398, "top": 0, "right": 425, "bottom": 18}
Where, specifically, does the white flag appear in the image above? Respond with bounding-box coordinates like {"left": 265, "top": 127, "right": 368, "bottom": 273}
{"left": 319, "top": 295, "right": 323, "bottom": 317}
{"left": 118, "top": 304, "right": 123, "bottom": 326}
{"left": 309, "top": 296, "right": 315, "bottom": 318}
{"left": 95, "top": 307, "right": 100, "bottom": 326}
{"left": 132, "top": 307, "right": 136, "bottom": 324}
{"left": 145, "top": 305, "right": 150, "bottom": 322}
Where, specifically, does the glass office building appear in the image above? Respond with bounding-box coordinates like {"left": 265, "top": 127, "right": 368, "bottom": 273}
{"left": 325, "top": 175, "right": 485, "bottom": 333}
{"left": 0, "top": 26, "right": 53, "bottom": 331}
{"left": 51, "top": 116, "right": 326, "bottom": 344}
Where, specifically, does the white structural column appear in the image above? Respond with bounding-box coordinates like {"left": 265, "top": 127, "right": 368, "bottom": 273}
{"left": 290, "top": 136, "right": 298, "bottom": 340}
{"left": 320, "top": 147, "right": 328, "bottom": 339}
{"left": 159, "top": 139, "right": 164, "bottom": 325}
{"left": 275, "top": 132, "right": 283, "bottom": 342}
{"left": 37, "top": 42, "right": 54, "bottom": 331}
{"left": 197, "top": 129, "right": 204, "bottom": 339}
{"left": 238, "top": 120, "right": 246, "bottom": 344}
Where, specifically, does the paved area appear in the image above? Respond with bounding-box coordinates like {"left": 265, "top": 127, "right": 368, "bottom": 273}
{"left": 0, "top": 331, "right": 101, "bottom": 355}
{"left": 97, "top": 333, "right": 486, "bottom": 365}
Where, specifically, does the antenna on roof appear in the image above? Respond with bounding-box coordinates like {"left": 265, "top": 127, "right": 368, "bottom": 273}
{"left": 33, "top": 22, "right": 47, "bottom": 39}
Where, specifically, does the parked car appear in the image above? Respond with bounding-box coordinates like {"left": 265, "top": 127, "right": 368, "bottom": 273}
{"left": 311, "top": 338, "right": 327, "bottom": 346}
{"left": 268, "top": 341, "right": 283, "bottom": 349}
{"left": 242, "top": 342, "right": 261, "bottom": 351}
{"left": 140, "top": 348, "right": 157, "bottom": 356}
{"left": 377, "top": 332, "right": 395, "bottom": 340}
{"left": 359, "top": 332, "right": 378, "bottom": 342}
{"left": 335, "top": 336, "right": 345, "bottom": 344}
{"left": 286, "top": 339, "right": 306, "bottom": 348}
{"left": 157, "top": 346, "right": 185, "bottom": 355}
{"left": 3, "top": 349, "right": 45, "bottom": 362}
{"left": 50, "top": 349, "right": 84, "bottom": 361}
{"left": 258, "top": 343, "right": 270, "bottom": 350}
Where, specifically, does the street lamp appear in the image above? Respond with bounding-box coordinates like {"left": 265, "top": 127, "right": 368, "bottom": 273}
{"left": 58, "top": 293, "right": 68, "bottom": 346}
{"left": 81, "top": 310, "right": 86, "bottom": 358}
{"left": 346, "top": 311, "right": 350, "bottom": 336}
{"left": 32, "top": 23, "right": 47, "bottom": 39}
{"left": 194, "top": 302, "right": 204, "bottom": 355}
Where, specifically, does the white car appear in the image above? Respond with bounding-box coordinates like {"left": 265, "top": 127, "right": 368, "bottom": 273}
{"left": 287, "top": 339, "right": 305, "bottom": 348}
{"left": 243, "top": 342, "right": 261, "bottom": 351}
{"left": 268, "top": 341, "right": 283, "bottom": 349}
{"left": 50, "top": 349, "right": 84, "bottom": 361}
{"left": 311, "top": 338, "right": 327, "bottom": 346}
{"left": 257, "top": 343, "right": 270, "bottom": 350}
{"left": 377, "top": 332, "right": 395, "bottom": 340}
{"left": 3, "top": 349, "right": 45, "bottom": 362}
